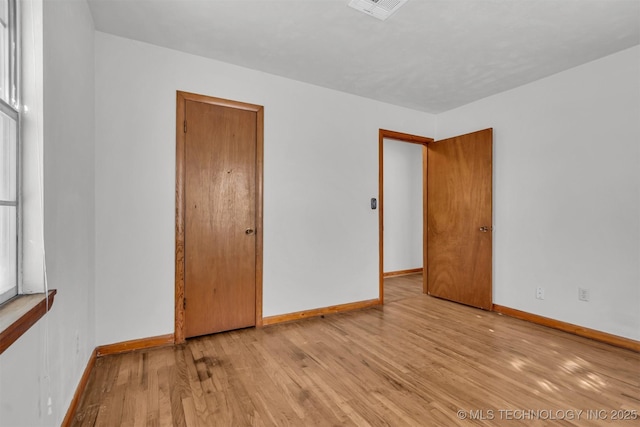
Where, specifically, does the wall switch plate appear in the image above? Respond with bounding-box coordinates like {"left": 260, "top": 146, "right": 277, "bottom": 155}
{"left": 371, "top": 198, "right": 377, "bottom": 209}
{"left": 536, "top": 287, "right": 545, "bottom": 300}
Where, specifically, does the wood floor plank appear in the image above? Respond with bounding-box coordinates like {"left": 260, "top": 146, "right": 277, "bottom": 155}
{"left": 184, "top": 343, "right": 215, "bottom": 426}
{"left": 72, "top": 274, "right": 640, "bottom": 426}
{"left": 170, "top": 346, "right": 190, "bottom": 427}
{"left": 156, "top": 350, "right": 173, "bottom": 427}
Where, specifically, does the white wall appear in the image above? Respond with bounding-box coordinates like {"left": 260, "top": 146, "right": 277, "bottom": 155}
{"left": 436, "top": 46, "right": 640, "bottom": 340}
{"left": 0, "top": 1, "right": 96, "bottom": 426}
{"left": 94, "top": 32, "right": 435, "bottom": 345}
{"left": 383, "top": 139, "right": 423, "bottom": 272}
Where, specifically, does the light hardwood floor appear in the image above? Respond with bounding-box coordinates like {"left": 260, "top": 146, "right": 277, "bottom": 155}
{"left": 71, "top": 274, "right": 639, "bottom": 426}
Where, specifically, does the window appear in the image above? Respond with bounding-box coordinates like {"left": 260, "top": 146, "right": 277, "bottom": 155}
{"left": 0, "top": 0, "right": 18, "bottom": 305}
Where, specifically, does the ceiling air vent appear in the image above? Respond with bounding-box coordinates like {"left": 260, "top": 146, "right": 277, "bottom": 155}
{"left": 348, "top": 0, "right": 408, "bottom": 21}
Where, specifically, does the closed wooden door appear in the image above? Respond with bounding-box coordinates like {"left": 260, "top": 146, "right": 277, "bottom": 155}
{"left": 184, "top": 99, "right": 257, "bottom": 337}
{"left": 427, "top": 129, "right": 493, "bottom": 310}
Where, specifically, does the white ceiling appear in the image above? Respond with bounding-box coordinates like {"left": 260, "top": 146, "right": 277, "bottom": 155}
{"left": 87, "top": 0, "right": 640, "bottom": 113}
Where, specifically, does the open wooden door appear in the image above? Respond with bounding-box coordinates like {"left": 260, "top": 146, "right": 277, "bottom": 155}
{"left": 427, "top": 129, "right": 492, "bottom": 310}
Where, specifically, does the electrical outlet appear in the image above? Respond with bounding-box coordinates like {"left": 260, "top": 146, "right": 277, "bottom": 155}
{"left": 536, "top": 287, "right": 545, "bottom": 300}
{"left": 578, "top": 288, "right": 590, "bottom": 302}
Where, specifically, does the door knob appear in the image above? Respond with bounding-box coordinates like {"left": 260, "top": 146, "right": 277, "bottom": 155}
{"left": 479, "top": 226, "right": 490, "bottom": 232}
{"left": 245, "top": 228, "right": 255, "bottom": 235}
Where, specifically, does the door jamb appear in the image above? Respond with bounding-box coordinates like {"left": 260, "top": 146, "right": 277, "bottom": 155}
{"left": 378, "top": 129, "right": 433, "bottom": 303}
{"left": 175, "top": 91, "right": 264, "bottom": 344}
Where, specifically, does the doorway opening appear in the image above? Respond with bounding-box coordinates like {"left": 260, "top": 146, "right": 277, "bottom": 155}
{"left": 379, "top": 128, "right": 494, "bottom": 310}
{"left": 378, "top": 129, "right": 432, "bottom": 303}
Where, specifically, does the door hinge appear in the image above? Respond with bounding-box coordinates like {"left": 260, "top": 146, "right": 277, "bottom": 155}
{"left": 184, "top": 121, "right": 187, "bottom": 133}
{"left": 183, "top": 298, "right": 186, "bottom": 309}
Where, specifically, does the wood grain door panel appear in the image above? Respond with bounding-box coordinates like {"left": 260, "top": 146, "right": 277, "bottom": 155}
{"left": 427, "top": 129, "right": 492, "bottom": 310}
{"left": 184, "top": 100, "right": 257, "bottom": 337}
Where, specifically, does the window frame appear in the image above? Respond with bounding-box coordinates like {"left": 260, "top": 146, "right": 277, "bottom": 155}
{"left": 0, "top": 101, "right": 19, "bottom": 304}
{"left": 0, "top": 0, "right": 55, "bottom": 357}
{"left": 0, "top": 0, "right": 18, "bottom": 107}
{"left": 0, "top": 0, "right": 20, "bottom": 305}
